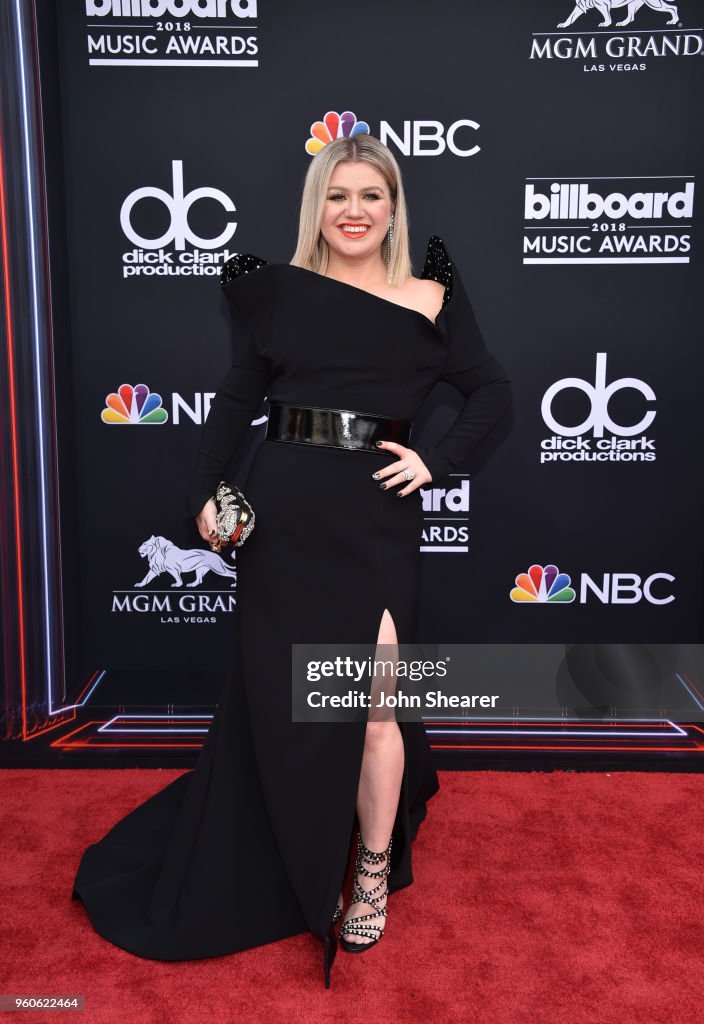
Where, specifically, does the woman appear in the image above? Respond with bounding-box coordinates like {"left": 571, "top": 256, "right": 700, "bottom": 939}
{"left": 71, "top": 135, "right": 512, "bottom": 987}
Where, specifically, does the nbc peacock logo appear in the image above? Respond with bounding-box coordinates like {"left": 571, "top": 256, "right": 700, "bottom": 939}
{"left": 101, "top": 384, "right": 169, "bottom": 424}
{"left": 305, "top": 111, "right": 370, "bottom": 155}
{"left": 510, "top": 564, "right": 576, "bottom": 603}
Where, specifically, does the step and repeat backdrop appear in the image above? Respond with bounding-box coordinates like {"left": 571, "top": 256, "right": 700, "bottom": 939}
{"left": 20, "top": 0, "right": 704, "bottom": 761}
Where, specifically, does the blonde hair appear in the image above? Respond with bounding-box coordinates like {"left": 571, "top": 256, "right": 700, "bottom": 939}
{"left": 290, "top": 136, "right": 412, "bottom": 286}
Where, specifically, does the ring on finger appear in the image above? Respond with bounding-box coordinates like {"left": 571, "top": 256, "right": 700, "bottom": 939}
{"left": 402, "top": 468, "right": 415, "bottom": 482}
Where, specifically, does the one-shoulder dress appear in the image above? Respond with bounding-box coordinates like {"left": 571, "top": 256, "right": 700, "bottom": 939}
{"left": 71, "top": 235, "right": 512, "bottom": 963}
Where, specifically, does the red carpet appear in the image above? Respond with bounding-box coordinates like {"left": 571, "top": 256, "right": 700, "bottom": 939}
{"left": 1, "top": 768, "right": 702, "bottom": 1023}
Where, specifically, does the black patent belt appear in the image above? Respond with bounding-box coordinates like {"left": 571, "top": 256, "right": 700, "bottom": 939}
{"left": 265, "top": 402, "right": 412, "bottom": 451}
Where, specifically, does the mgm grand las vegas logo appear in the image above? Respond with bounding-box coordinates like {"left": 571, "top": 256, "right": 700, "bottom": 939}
{"left": 111, "top": 535, "right": 237, "bottom": 623}
{"left": 531, "top": 1, "right": 702, "bottom": 72}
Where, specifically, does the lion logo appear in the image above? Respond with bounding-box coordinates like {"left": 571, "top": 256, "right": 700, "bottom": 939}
{"left": 135, "top": 535, "right": 237, "bottom": 589}
{"left": 558, "top": 0, "right": 680, "bottom": 27}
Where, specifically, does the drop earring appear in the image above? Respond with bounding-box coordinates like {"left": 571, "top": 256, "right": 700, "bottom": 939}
{"left": 386, "top": 213, "right": 395, "bottom": 283}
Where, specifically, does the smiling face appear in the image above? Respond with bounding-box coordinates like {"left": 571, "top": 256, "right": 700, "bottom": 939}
{"left": 319, "top": 160, "right": 395, "bottom": 266}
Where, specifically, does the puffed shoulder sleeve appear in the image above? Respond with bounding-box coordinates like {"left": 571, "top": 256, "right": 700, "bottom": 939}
{"left": 184, "top": 254, "right": 272, "bottom": 519}
{"left": 414, "top": 236, "right": 512, "bottom": 483}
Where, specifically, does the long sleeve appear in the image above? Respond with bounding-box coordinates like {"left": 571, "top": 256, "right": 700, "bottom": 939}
{"left": 184, "top": 275, "right": 271, "bottom": 520}
{"left": 415, "top": 240, "right": 512, "bottom": 483}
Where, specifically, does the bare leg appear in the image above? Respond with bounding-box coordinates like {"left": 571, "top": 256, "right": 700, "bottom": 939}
{"left": 341, "top": 608, "right": 404, "bottom": 945}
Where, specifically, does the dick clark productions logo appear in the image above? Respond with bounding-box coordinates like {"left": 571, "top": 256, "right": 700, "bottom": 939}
{"left": 539, "top": 353, "right": 656, "bottom": 464}
{"left": 120, "top": 159, "right": 237, "bottom": 266}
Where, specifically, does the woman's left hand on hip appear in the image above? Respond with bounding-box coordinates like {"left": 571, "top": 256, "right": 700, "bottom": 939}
{"left": 371, "top": 440, "right": 432, "bottom": 496}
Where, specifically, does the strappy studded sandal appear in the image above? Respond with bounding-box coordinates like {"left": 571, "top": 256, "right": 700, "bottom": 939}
{"left": 339, "top": 833, "right": 392, "bottom": 953}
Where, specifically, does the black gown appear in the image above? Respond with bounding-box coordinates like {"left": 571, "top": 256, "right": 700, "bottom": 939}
{"left": 71, "top": 235, "right": 511, "bottom": 962}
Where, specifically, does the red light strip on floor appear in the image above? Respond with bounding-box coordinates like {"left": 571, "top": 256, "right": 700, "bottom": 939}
{"left": 52, "top": 722, "right": 204, "bottom": 750}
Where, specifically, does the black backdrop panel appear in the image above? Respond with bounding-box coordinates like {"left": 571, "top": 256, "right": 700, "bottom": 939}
{"left": 46, "top": 1, "right": 703, "bottom": 749}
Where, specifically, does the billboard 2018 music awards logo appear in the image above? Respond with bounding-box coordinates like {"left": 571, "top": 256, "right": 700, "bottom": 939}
{"left": 120, "top": 160, "right": 238, "bottom": 278}
{"left": 530, "top": 2, "right": 702, "bottom": 73}
{"left": 111, "top": 535, "right": 238, "bottom": 624}
{"left": 420, "top": 478, "right": 470, "bottom": 554}
{"left": 523, "top": 176, "right": 694, "bottom": 264}
{"left": 84, "top": 0, "right": 259, "bottom": 68}
{"left": 539, "top": 353, "right": 656, "bottom": 464}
